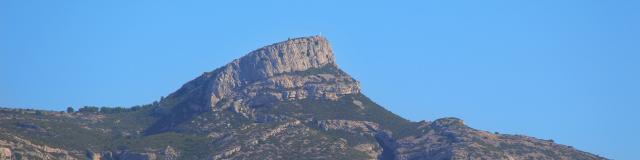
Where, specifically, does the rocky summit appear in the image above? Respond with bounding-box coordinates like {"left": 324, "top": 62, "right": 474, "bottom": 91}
{"left": 166, "top": 36, "right": 359, "bottom": 116}
{"left": 0, "top": 36, "right": 606, "bottom": 160}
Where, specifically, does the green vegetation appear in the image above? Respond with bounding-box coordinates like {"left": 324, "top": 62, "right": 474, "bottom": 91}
{"left": 260, "top": 93, "right": 418, "bottom": 138}
{"left": 77, "top": 106, "right": 99, "bottom": 113}
{"left": 278, "top": 64, "right": 346, "bottom": 77}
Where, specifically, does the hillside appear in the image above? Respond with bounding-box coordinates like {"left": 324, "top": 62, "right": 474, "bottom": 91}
{"left": 0, "top": 36, "right": 606, "bottom": 160}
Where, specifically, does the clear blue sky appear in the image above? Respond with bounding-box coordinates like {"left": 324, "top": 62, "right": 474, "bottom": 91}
{"left": 1, "top": 0, "right": 638, "bottom": 159}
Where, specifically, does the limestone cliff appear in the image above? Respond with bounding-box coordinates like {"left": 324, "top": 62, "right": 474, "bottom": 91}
{"left": 164, "top": 36, "right": 360, "bottom": 116}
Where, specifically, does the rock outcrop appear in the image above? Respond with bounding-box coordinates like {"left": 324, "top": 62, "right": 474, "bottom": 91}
{"left": 0, "top": 147, "right": 11, "bottom": 160}
{"left": 392, "top": 118, "right": 605, "bottom": 160}
{"left": 354, "top": 143, "right": 383, "bottom": 160}
{"left": 165, "top": 36, "right": 360, "bottom": 117}
{"left": 163, "top": 146, "right": 179, "bottom": 160}
{"left": 0, "top": 132, "right": 79, "bottom": 160}
{"left": 317, "top": 120, "right": 381, "bottom": 136}
{"left": 86, "top": 150, "right": 101, "bottom": 160}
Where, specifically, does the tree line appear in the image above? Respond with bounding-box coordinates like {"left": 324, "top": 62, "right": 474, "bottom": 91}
{"left": 67, "top": 101, "right": 158, "bottom": 114}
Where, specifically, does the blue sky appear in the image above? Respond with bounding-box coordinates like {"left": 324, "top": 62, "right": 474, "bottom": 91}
{"left": 1, "top": 0, "right": 638, "bottom": 159}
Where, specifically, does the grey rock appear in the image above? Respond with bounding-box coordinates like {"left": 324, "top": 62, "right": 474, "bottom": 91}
{"left": 354, "top": 143, "right": 383, "bottom": 160}
{"left": 0, "top": 133, "right": 78, "bottom": 160}
{"left": 0, "top": 147, "right": 11, "bottom": 160}
{"left": 166, "top": 36, "right": 360, "bottom": 117}
{"left": 316, "top": 120, "right": 381, "bottom": 136}
{"left": 392, "top": 118, "right": 606, "bottom": 160}
{"left": 163, "top": 146, "right": 179, "bottom": 160}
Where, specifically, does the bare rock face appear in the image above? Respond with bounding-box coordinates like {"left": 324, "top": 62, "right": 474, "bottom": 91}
{"left": 235, "top": 36, "right": 337, "bottom": 80}
{"left": 163, "top": 146, "right": 179, "bottom": 160}
{"left": 86, "top": 150, "right": 101, "bottom": 160}
{"left": 0, "top": 147, "right": 11, "bottom": 160}
{"left": 166, "top": 36, "right": 360, "bottom": 116}
{"left": 317, "top": 120, "right": 381, "bottom": 136}
{"left": 0, "top": 133, "right": 79, "bottom": 160}
{"left": 354, "top": 143, "right": 383, "bottom": 160}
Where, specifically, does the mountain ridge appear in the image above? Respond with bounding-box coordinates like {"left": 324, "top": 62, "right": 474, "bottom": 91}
{"left": 167, "top": 35, "right": 357, "bottom": 108}
{"left": 0, "top": 36, "right": 607, "bottom": 160}
{"left": 150, "top": 36, "right": 362, "bottom": 133}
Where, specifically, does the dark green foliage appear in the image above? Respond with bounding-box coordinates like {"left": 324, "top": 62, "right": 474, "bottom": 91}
{"left": 78, "top": 106, "right": 99, "bottom": 113}
{"left": 0, "top": 95, "right": 605, "bottom": 160}
{"left": 283, "top": 64, "right": 346, "bottom": 77}
{"left": 75, "top": 104, "right": 156, "bottom": 114}
{"left": 14, "top": 153, "right": 22, "bottom": 160}
{"left": 100, "top": 107, "right": 127, "bottom": 114}
{"left": 143, "top": 101, "right": 206, "bottom": 135}
{"left": 260, "top": 93, "right": 418, "bottom": 138}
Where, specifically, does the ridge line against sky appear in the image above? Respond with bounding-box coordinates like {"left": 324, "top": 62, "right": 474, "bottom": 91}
{"left": 1, "top": 0, "right": 638, "bottom": 159}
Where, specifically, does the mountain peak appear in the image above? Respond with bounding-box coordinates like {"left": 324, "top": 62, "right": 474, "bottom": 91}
{"left": 233, "top": 35, "right": 336, "bottom": 81}
{"left": 165, "top": 36, "right": 359, "bottom": 115}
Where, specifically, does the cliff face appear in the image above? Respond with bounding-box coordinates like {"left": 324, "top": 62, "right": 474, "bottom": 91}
{"left": 165, "top": 36, "right": 360, "bottom": 116}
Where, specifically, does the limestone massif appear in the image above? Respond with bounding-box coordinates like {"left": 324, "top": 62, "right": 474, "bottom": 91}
{"left": 0, "top": 36, "right": 607, "bottom": 160}
{"left": 163, "top": 36, "right": 360, "bottom": 117}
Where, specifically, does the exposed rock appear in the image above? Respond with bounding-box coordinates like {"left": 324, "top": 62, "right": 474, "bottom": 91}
{"left": 211, "top": 121, "right": 308, "bottom": 160}
{"left": 354, "top": 143, "right": 382, "bottom": 160}
{"left": 207, "top": 132, "right": 225, "bottom": 139}
{"left": 317, "top": 120, "right": 381, "bottom": 136}
{"left": 250, "top": 120, "right": 302, "bottom": 145}
{"left": 221, "top": 119, "right": 354, "bottom": 160}
{"left": 163, "top": 146, "right": 179, "bottom": 160}
{"left": 430, "top": 117, "right": 465, "bottom": 128}
{"left": 166, "top": 36, "right": 360, "bottom": 117}
{"left": 392, "top": 117, "right": 605, "bottom": 160}
{"left": 213, "top": 146, "right": 241, "bottom": 160}
{"left": 0, "top": 147, "right": 11, "bottom": 160}
{"left": 352, "top": 99, "right": 365, "bottom": 109}
{"left": 0, "top": 132, "right": 79, "bottom": 160}
{"left": 86, "top": 150, "right": 101, "bottom": 160}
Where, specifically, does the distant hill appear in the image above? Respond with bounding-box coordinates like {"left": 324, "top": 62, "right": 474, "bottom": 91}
{"left": 0, "top": 36, "right": 606, "bottom": 160}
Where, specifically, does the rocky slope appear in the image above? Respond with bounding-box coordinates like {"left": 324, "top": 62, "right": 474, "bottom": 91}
{"left": 0, "top": 36, "right": 606, "bottom": 160}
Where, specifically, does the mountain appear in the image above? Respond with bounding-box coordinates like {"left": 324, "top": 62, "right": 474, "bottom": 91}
{"left": 0, "top": 36, "right": 606, "bottom": 160}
